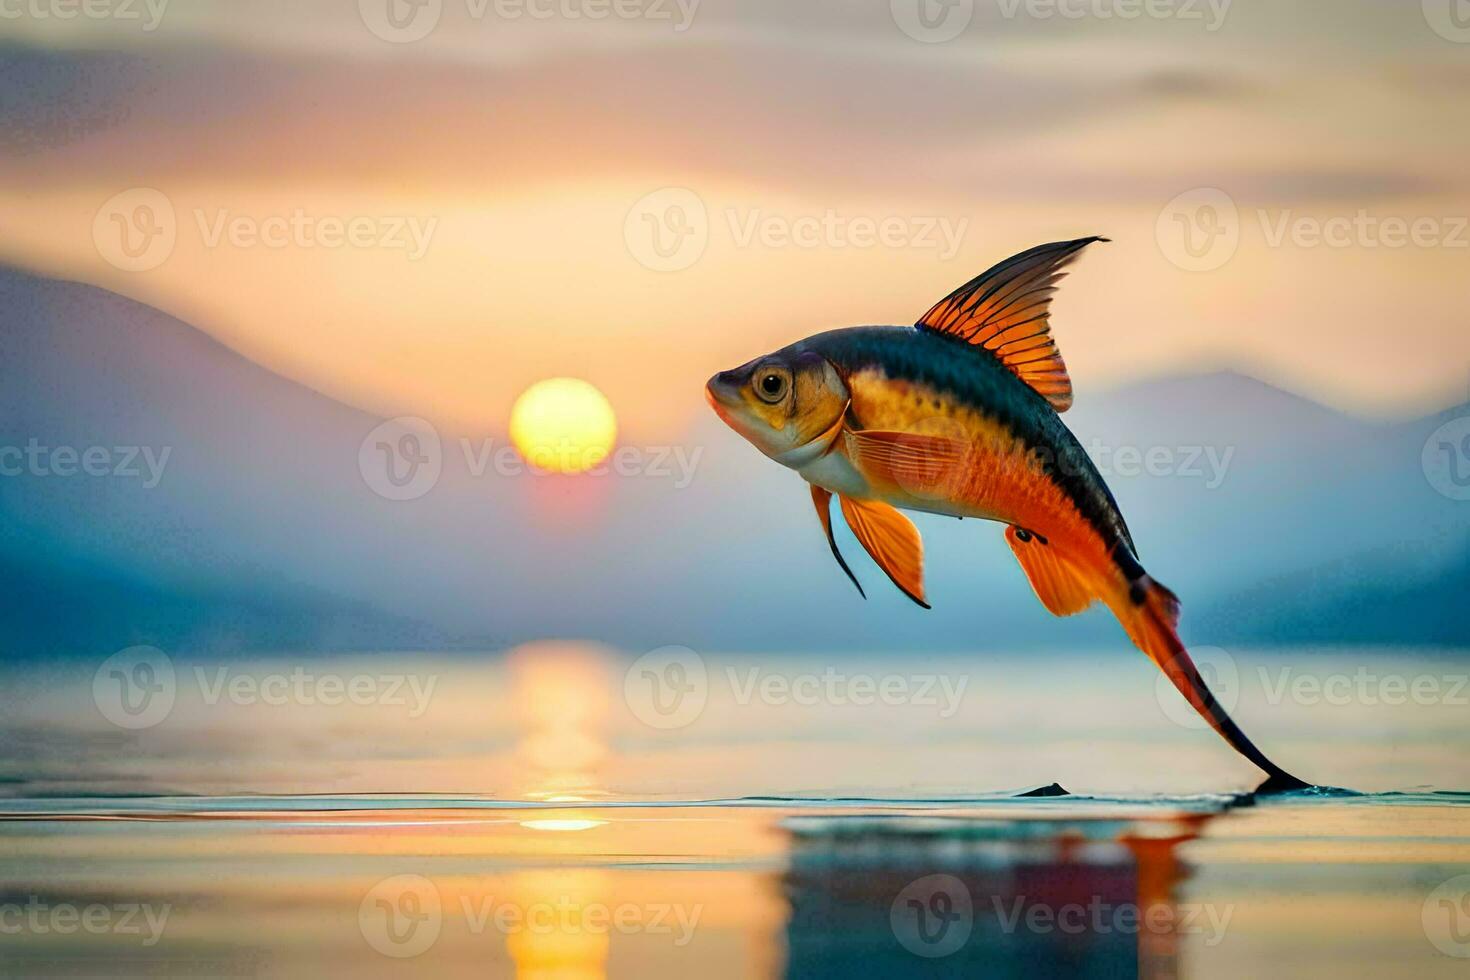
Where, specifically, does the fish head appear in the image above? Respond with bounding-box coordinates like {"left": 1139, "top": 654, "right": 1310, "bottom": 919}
{"left": 706, "top": 347, "right": 849, "bottom": 468}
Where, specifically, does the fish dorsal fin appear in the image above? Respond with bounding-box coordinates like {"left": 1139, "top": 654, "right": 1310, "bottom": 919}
{"left": 1004, "top": 525, "right": 1096, "bottom": 617}
{"left": 915, "top": 237, "right": 1106, "bottom": 413}
{"left": 838, "top": 495, "right": 929, "bottom": 609}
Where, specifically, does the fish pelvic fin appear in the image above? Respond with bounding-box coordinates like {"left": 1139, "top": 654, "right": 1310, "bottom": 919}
{"left": 1112, "top": 570, "right": 1311, "bottom": 791}
{"left": 838, "top": 495, "right": 929, "bottom": 609}
{"left": 810, "top": 484, "right": 866, "bottom": 600}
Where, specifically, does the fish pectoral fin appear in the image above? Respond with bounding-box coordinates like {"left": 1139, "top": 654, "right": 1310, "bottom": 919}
{"left": 811, "top": 484, "right": 866, "bottom": 600}
{"left": 844, "top": 429, "right": 966, "bottom": 496}
{"left": 838, "top": 495, "right": 929, "bottom": 609}
{"left": 1005, "top": 525, "right": 1096, "bottom": 617}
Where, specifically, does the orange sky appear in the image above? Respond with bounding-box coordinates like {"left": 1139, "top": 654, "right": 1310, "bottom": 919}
{"left": 1, "top": 1, "right": 1467, "bottom": 439}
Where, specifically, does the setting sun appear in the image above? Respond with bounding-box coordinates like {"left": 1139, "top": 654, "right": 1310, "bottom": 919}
{"left": 509, "top": 378, "right": 618, "bottom": 473}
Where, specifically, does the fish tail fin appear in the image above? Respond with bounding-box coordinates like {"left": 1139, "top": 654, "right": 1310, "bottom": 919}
{"left": 1007, "top": 528, "right": 1311, "bottom": 792}
{"left": 1113, "top": 573, "right": 1311, "bottom": 794}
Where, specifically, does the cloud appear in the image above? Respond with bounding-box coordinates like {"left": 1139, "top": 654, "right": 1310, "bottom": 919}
{"left": 0, "top": 43, "right": 145, "bottom": 156}
{"left": 3, "top": 17, "right": 1462, "bottom": 208}
{"left": 0, "top": 37, "right": 1150, "bottom": 196}
{"left": 1133, "top": 68, "right": 1258, "bottom": 102}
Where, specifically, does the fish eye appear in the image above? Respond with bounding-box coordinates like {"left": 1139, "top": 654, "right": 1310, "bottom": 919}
{"left": 754, "top": 367, "right": 789, "bottom": 404}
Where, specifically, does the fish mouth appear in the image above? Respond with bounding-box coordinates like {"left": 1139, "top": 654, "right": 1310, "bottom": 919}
{"left": 704, "top": 371, "right": 742, "bottom": 417}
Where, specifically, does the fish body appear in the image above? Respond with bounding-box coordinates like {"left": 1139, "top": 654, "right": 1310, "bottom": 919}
{"left": 706, "top": 238, "right": 1310, "bottom": 792}
{"left": 790, "top": 325, "right": 1129, "bottom": 532}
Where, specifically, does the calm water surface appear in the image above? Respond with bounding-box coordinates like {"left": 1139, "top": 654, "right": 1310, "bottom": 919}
{"left": 1, "top": 646, "right": 1467, "bottom": 977}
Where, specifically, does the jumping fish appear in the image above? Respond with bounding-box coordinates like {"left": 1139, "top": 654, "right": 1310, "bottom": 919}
{"left": 705, "top": 238, "right": 1310, "bottom": 792}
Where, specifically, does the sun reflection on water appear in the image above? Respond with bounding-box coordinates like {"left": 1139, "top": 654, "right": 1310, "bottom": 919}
{"left": 507, "top": 641, "right": 615, "bottom": 803}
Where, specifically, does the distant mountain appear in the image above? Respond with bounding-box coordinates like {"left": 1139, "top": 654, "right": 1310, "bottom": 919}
{"left": 0, "top": 265, "right": 485, "bottom": 654}
{"left": 1190, "top": 398, "right": 1470, "bottom": 646}
{"left": 1, "top": 263, "right": 1466, "bottom": 657}
{"left": 1198, "top": 542, "right": 1470, "bottom": 647}
{"left": 0, "top": 546, "right": 472, "bottom": 656}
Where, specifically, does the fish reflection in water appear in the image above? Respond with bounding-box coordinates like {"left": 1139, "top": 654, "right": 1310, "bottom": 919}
{"left": 778, "top": 812, "right": 1209, "bottom": 979}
